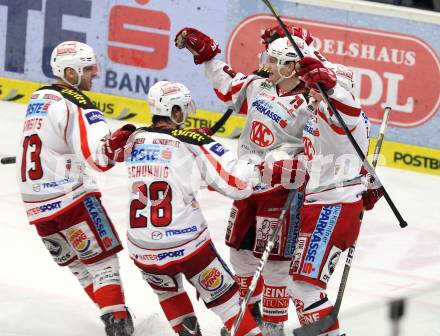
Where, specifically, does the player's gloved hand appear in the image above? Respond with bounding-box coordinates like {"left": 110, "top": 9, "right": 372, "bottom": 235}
{"left": 175, "top": 27, "right": 221, "bottom": 65}
{"left": 257, "top": 160, "right": 300, "bottom": 187}
{"left": 187, "top": 127, "right": 213, "bottom": 136}
{"left": 261, "top": 25, "right": 314, "bottom": 48}
{"left": 296, "top": 57, "right": 337, "bottom": 91}
{"left": 360, "top": 167, "right": 384, "bottom": 210}
{"left": 104, "top": 124, "right": 136, "bottom": 162}
{"left": 362, "top": 187, "right": 384, "bottom": 210}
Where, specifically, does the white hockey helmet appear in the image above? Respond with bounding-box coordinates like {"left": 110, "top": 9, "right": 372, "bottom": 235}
{"left": 147, "top": 81, "right": 196, "bottom": 126}
{"left": 50, "top": 41, "right": 98, "bottom": 87}
{"left": 266, "top": 36, "right": 310, "bottom": 66}
{"left": 327, "top": 62, "right": 355, "bottom": 92}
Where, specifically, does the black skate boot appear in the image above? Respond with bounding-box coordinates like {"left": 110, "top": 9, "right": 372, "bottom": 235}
{"left": 101, "top": 308, "right": 134, "bottom": 336}
{"left": 251, "top": 301, "right": 263, "bottom": 327}
{"left": 178, "top": 316, "right": 202, "bottom": 336}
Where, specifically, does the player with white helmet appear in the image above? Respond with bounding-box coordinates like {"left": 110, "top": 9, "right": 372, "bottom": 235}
{"left": 124, "top": 81, "right": 266, "bottom": 336}
{"left": 50, "top": 41, "right": 99, "bottom": 89}
{"left": 16, "top": 40, "right": 135, "bottom": 336}
{"left": 147, "top": 80, "right": 196, "bottom": 126}
{"left": 262, "top": 25, "right": 371, "bottom": 336}
{"left": 175, "top": 27, "right": 312, "bottom": 335}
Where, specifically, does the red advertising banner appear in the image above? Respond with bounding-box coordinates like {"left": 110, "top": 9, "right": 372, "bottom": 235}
{"left": 226, "top": 14, "right": 440, "bottom": 128}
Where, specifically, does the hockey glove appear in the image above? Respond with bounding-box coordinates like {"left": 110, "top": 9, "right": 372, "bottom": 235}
{"left": 361, "top": 168, "right": 384, "bottom": 210}
{"left": 175, "top": 27, "right": 221, "bottom": 65}
{"left": 258, "top": 159, "right": 303, "bottom": 187}
{"left": 362, "top": 187, "right": 384, "bottom": 210}
{"left": 296, "top": 57, "right": 337, "bottom": 91}
{"left": 104, "top": 124, "right": 136, "bottom": 162}
{"left": 261, "top": 25, "right": 314, "bottom": 48}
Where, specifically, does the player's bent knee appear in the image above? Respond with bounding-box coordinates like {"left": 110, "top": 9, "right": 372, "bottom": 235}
{"left": 41, "top": 232, "right": 77, "bottom": 266}
{"left": 141, "top": 270, "right": 181, "bottom": 293}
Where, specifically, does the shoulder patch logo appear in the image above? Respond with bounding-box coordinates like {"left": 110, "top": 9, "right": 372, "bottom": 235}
{"left": 85, "top": 110, "right": 105, "bottom": 125}
{"left": 210, "top": 143, "right": 228, "bottom": 157}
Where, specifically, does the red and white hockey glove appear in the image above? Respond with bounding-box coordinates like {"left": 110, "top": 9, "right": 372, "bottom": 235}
{"left": 361, "top": 167, "right": 384, "bottom": 210}
{"left": 296, "top": 57, "right": 337, "bottom": 91}
{"left": 362, "top": 187, "right": 384, "bottom": 211}
{"left": 261, "top": 25, "right": 314, "bottom": 48}
{"left": 257, "top": 159, "right": 304, "bottom": 187}
{"left": 175, "top": 27, "right": 221, "bottom": 65}
{"left": 104, "top": 124, "right": 136, "bottom": 162}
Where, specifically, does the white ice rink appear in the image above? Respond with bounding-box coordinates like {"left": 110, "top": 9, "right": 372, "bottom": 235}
{"left": 0, "top": 101, "right": 439, "bottom": 335}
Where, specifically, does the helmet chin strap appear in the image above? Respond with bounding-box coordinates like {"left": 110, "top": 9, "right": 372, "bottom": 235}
{"left": 275, "top": 62, "right": 295, "bottom": 85}
{"left": 62, "top": 68, "right": 82, "bottom": 89}
{"left": 171, "top": 111, "right": 188, "bottom": 128}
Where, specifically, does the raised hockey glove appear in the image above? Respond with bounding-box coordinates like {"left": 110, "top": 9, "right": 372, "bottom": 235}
{"left": 104, "top": 124, "right": 136, "bottom": 162}
{"left": 175, "top": 27, "right": 221, "bottom": 64}
{"left": 296, "top": 57, "right": 337, "bottom": 91}
{"left": 261, "top": 25, "right": 314, "bottom": 48}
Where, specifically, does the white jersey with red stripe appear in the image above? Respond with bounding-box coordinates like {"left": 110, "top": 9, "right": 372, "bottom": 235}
{"left": 204, "top": 59, "right": 310, "bottom": 194}
{"left": 126, "top": 127, "right": 260, "bottom": 261}
{"left": 16, "top": 84, "right": 113, "bottom": 224}
{"left": 303, "top": 84, "right": 370, "bottom": 204}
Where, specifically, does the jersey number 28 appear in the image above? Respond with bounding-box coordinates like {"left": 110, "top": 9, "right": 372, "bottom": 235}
{"left": 130, "top": 181, "right": 172, "bottom": 228}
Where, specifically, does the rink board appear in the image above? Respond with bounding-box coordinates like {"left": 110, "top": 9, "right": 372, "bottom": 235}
{"left": 0, "top": 76, "right": 246, "bottom": 138}
{"left": 1, "top": 75, "right": 438, "bottom": 176}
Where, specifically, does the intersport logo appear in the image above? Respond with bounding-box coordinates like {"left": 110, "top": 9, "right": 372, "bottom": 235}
{"left": 226, "top": 15, "right": 440, "bottom": 128}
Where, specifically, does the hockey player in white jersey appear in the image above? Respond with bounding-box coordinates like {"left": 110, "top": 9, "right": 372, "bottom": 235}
{"left": 125, "top": 80, "right": 266, "bottom": 336}
{"left": 16, "top": 41, "right": 135, "bottom": 336}
{"left": 175, "top": 27, "right": 313, "bottom": 335}
{"left": 287, "top": 56, "right": 370, "bottom": 335}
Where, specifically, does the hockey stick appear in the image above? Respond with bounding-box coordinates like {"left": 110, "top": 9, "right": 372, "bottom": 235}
{"left": 261, "top": 0, "right": 407, "bottom": 229}
{"left": 230, "top": 188, "right": 297, "bottom": 336}
{"left": 210, "top": 108, "right": 234, "bottom": 135}
{"left": 293, "top": 107, "right": 392, "bottom": 336}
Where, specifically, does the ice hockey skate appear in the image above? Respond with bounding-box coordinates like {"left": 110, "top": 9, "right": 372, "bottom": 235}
{"left": 178, "top": 316, "right": 202, "bottom": 336}
{"left": 101, "top": 309, "right": 134, "bottom": 336}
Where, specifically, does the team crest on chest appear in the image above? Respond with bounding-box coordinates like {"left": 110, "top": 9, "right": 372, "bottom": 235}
{"left": 250, "top": 120, "right": 275, "bottom": 147}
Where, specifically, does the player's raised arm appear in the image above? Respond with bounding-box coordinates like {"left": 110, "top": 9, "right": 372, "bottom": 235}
{"left": 175, "top": 27, "right": 259, "bottom": 114}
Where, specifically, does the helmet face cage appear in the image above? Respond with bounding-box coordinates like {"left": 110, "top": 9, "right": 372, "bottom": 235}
{"left": 265, "top": 36, "right": 311, "bottom": 81}
{"left": 147, "top": 81, "right": 196, "bottom": 126}
{"left": 267, "top": 36, "right": 309, "bottom": 66}
{"left": 50, "top": 41, "right": 99, "bottom": 87}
